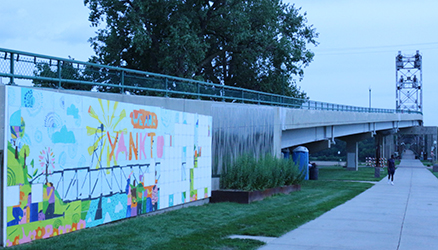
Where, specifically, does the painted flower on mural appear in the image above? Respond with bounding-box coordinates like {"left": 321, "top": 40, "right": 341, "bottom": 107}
{"left": 78, "top": 219, "right": 86, "bottom": 230}
{"left": 190, "top": 194, "right": 198, "bottom": 202}
{"left": 58, "top": 225, "right": 65, "bottom": 235}
{"left": 12, "top": 236, "right": 20, "bottom": 246}
{"left": 51, "top": 228, "right": 59, "bottom": 237}
{"left": 43, "top": 224, "right": 54, "bottom": 239}
{"left": 87, "top": 99, "right": 126, "bottom": 168}
{"left": 35, "top": 226, "right": 45, "bottom": 240}
{"left": 64, "top": 224, "right": 72, "bottom": 233}
{"left": 71, "top": 223, "right": 78, "bottom": 232}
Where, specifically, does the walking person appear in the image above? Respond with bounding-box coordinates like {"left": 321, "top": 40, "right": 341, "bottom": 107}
{"left": 387, "top": 155, "right": 396, "bottom": 185}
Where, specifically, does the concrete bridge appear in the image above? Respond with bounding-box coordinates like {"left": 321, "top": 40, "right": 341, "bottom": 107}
{"left": 280, "top": 107, "right": 422, "bottom": 168}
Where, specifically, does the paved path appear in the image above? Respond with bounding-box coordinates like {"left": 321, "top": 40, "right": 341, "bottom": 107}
{"left": 259, "top": 150, "right": 438, "bottom": 250}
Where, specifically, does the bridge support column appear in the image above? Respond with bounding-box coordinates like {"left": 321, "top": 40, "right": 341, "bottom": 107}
{"left": 345, "top": 139, "right": 359, "bottom": 171}
{"left": 382, "top": 134, "right": 396, "bottom": 159}
{"left": 375, "top": 133, "right": 383, "bottom": 178}
{"left": 376, "top": 129, "right": 397, "bottom": 160}
{"left": 341, "top": 133, "right": 373, "bottom": 171}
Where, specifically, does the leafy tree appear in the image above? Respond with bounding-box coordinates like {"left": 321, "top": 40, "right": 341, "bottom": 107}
{"left": 309, "top": 138, "right": 377, "bottom": 162}
{"left": 309, "top": 139, "right": 347, "bottom": 161}
{"left": 358, "top": 138, "right": 375, "bottom": 162}
{"left": 84, "top": 0, "right": 318, "bottom": 98}
{"left": 33, "top": 59, "right": 94, "bottom": 91}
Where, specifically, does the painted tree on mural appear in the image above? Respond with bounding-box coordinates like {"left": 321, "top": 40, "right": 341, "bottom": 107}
{"left": 10, "top": 117, "right": 25, "bottom": 160}
{"left": 84, "top": 0, "right": 318, "bottom": 98}
{"left": 38, "top": 147, "right": 56, "bottom": 184}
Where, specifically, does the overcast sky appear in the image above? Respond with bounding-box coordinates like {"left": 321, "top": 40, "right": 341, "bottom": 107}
{"left": 1, "top": 1, "right": 437, "bottom": 125}
{"left": 287, "top": 0, "right": 438, "bottom": 126}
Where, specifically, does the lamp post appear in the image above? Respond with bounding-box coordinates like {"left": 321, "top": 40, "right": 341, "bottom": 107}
{"left": 369, "top": 87, "right": 371, "bottom": 109}
{"left": 338, "top": 151, "right": 341, "bottom": 166}
{"left": 281, "top": 63, "right": 287, "bottom": 97}
{"left": 434, "top": 140, "right": 437, "bottom": 162}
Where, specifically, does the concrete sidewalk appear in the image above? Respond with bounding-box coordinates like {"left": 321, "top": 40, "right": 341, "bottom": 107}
{"left": 259, "top": 151, "right": 438, "bottom": 250}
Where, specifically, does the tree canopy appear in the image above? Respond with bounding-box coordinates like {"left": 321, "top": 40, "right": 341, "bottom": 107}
{"left": 33, "top": 58, "right": 94, "bottom": 91}
{"left": 84, "top": 0, "right": 318, "bottom": 98}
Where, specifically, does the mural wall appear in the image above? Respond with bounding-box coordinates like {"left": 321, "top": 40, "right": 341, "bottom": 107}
{"left": 3, "top": 86, "right": 212, "bottom": 246}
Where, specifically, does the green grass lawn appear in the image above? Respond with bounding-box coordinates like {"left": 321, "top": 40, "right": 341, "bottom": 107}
{"left": 9, "top": 166, "right": 381, "bottom": 250}
{"left": 422, "top": 160, "right": 434, "bottom": 167}
{"left": 318, "top": 166, "right": 386, "bottom": 182}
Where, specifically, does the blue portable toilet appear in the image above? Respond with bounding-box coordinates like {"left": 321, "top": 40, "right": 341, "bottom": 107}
{"left": 292, "top": 146, "right": 309, "bottom": 180}
{"left": 282, "top": 149, "right": 290, "bottom": 159}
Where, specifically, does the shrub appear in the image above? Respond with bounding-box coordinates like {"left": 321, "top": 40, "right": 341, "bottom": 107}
{"left": 220, "top": 154, "right": 304, "bottom": 191}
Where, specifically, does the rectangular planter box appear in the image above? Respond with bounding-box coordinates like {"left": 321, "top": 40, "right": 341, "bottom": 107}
{"left": 210, "top": 185, "right": 301, "bottom": 204}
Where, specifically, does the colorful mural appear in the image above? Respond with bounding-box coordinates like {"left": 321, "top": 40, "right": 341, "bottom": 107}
{"left": 3, "top": 86, "right": 212, "bottom": 247}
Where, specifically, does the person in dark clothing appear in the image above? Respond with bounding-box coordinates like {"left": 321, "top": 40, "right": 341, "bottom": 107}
{"left": 387, "top": 155, "right": 396, "bottom": 185}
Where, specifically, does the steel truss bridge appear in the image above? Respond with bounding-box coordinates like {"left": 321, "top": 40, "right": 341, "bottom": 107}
{"left": 32, "top": 162, "right": 160, "bottom": 203}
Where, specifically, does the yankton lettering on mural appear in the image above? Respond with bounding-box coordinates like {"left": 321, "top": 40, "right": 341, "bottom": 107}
{"left": 107, "top": 131, "right": 165, "bottom": 161}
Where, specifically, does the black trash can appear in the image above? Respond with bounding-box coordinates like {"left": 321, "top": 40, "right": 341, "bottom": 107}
{"left": 309, "top": 163, "right": 318, "bottom": 180}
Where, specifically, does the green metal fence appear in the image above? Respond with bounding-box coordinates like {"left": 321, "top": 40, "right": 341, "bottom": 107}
{"left": 0, "top": 47, "right": 422, "bottom": 114}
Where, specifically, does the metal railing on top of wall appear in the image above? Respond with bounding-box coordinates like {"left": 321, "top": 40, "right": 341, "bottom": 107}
{"left": 0, "top": 47, "right": 421, "bottom": 114}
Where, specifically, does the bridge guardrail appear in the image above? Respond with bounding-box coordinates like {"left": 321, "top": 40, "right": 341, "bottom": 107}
{"left": 0, "top": 47, "right": 422, "bottom": 114}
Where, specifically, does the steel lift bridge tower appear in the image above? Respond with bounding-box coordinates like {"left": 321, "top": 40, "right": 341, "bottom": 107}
{"left": 396, "top": 50, "right": 422, "bottom": 112}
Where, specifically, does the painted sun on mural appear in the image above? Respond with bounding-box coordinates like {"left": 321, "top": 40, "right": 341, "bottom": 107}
{"left": 4, "top": 86, "right": 212, "bottom": 247}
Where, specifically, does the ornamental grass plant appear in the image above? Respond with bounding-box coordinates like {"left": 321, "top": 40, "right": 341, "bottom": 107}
{"left": 220, "top": 154, "right": 304, "bottom": 191}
